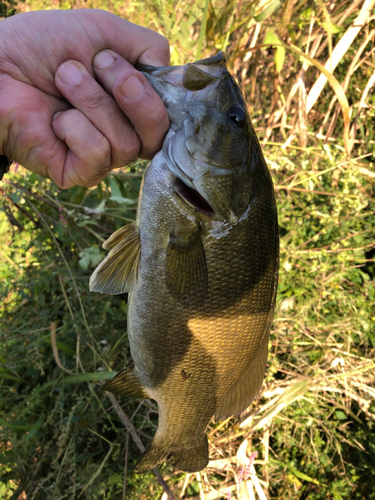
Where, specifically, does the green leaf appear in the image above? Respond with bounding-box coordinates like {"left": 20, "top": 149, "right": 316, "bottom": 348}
{"left": 43, "top": 338, "right": 75, "bottom": 355}
{"left": 272, "top": 460, "right": 326, "bottom": 486}
{"left": 254, "top": 0, "right": 282, "bottom": 22}
{"left": 69, "top": 185, "right": 88, "bottom": 205}
{"left": 359, "top": 270, "right": 370, "bottom": 281}
{"left": 263, "top": 30, "right": 285, "bottom": 72}
{"left": 274, "top": 45, "right": 285, "bottom": 73}
{"left": 78, "top": 246, "right": 103, "bottom": 270}
{"left": 0, "top": 417, "right": 43, "bottom": 431}
{"left": 335, "top": 410, "right": 347, "bottom": 420}
{"left": 85, "top": 199, "right": 106, "bottom": 215}
{"left": 9, "top": 192, "right": 22, "bottom": 203}
{"left": 322, "top": 21, "right": 343, "bottom": 34}
{"left": 263, "top": 30, "right": 279, "bottom": 47}
{"left": 0, "top": 366, "right": 20, "bottom": 381}
{"left": 288, "top": 465, "right": 322, "bottom": 485}
{"left": 62, "top": 371, "right": 116, "bottom": 384}
{"left": 108, "top": 176, "right": 123, "bottom": 199}
{"left": 109, "top": 195, "right": 136, "bottom": 205}
{"left": 0, "top": 373, "right": 19, "bottom": 381}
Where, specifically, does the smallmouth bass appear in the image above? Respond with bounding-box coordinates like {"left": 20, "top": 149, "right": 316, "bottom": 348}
{"left": 90, "top": 52, "right": 279, "bottom": 473}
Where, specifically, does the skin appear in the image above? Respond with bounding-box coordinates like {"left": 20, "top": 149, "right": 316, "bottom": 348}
{"left": 0, "top": 9, "right": 170, "bottom": 188}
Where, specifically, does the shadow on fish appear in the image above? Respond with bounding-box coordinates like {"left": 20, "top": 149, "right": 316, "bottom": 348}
{"left": 90, "top": 52, "right": 279, "bottom": 473}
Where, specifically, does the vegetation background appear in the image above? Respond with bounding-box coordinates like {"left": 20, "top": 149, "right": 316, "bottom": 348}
{"left": 1, "top": 0, "right": 375, "bottom": 498}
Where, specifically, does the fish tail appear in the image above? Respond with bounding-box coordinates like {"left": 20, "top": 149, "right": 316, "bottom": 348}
{"left": 169, "top": 436, "right": 209, "bottom": 472}
{"left": 134, "top": 436, "right": 209, "bottom": 473}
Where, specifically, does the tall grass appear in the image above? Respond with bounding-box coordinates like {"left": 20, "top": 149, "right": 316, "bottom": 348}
{"left": 1, "top": 0, "right": 375, "bottom": 499}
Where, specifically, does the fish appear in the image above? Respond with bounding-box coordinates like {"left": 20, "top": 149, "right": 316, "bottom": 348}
{"left": 89, "top": 52, "right": 279, "bottom": 473}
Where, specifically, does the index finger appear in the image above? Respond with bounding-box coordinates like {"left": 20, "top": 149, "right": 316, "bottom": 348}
{"left": 87, "top": 10, "right": 170, "bottom": 67}
{"left": 93, "top": 50, "right": 169, "bottom": 159}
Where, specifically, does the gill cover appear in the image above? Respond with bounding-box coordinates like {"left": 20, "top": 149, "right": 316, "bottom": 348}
{"left": 137, "top": 52, "right": 254, "bottom": 223}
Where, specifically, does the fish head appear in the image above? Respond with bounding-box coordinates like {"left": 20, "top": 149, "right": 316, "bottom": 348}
{"left": 138, "top": 52, "right": 255, "bottom": 223}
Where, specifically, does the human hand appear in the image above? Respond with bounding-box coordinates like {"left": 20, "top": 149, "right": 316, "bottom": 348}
{"left": 0, "top": 9, "right": 170, "bottom": 188}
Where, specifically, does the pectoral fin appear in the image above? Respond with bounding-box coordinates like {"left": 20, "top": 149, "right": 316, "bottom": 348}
{"left": 166, "top": 229, "right": 208, "bottom": 299}
{"left": 89, "top": 223, "right": 140, "bottom": 295}
{"left": 102, "top": 224, "right": 136, "bottom": 251}
{"left": 103, "top": 360, "right": 149, "bottom": 399}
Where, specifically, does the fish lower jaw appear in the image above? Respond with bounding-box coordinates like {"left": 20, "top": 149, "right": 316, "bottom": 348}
{"left": 173, "top": 175, "right": 244, "bottom": 223}
{"left": 173, "top": 176, "right": 216, "bottom": 216}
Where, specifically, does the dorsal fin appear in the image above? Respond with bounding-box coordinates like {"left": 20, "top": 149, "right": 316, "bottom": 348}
{"left": 89, "top": 223, "right": 140, "bottom": 295}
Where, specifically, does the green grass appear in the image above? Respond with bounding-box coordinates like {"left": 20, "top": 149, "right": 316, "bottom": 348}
{"left": 1, "top": 1, "right": 375, "bottom": 499}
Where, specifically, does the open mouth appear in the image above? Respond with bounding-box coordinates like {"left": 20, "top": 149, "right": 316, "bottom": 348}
{"left": 174, "top": 177, "right": 215, "bottom": 215}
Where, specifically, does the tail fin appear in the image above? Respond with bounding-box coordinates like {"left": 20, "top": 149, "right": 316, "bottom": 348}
{"left": 169, "top": 436, "right": 209, "bottom": 472}
{"left": 134, "top": 436, "right": 209, "bottom": 473}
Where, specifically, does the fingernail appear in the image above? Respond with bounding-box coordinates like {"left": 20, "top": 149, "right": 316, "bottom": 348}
{"left": 121, "top": 76, "right": 145, "bottom": 100}
{"left": 52, "top": 111, "right": 62, "bottom": 121}
{"left": 58, "top": 62, "right": 83, "bottom": 85}
{"left": 94, "top": 50, "right": 116, "bottom": 70}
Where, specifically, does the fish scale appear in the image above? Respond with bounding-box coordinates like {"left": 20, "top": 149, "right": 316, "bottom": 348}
{"left": 90, "top": 52, "right": 279, "bottom": 473}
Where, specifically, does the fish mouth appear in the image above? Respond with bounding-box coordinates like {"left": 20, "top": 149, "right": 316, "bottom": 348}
{"left": 174, "top": 177, "right": 215, "bottom": 216}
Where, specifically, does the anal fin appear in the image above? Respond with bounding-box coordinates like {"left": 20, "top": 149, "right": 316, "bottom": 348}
{"left": 103, "top": 361, "right": 149, "bottom": 400}
{"left": 134, "top": 443, "right": 169, "bottom": 474}
{"left": 89, "top": 222, "right": 140, "bottom": 295}
{"left": 215, "top": 331, "right": 269, "bottom": 420}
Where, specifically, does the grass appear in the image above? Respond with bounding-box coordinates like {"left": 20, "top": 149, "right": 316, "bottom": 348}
{"left": 1, "top": 0, "right": 375, "bottom": 499}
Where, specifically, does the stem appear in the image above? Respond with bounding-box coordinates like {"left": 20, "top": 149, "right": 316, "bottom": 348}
{"left": 196, "top": 0, "right": 210, "bottom": 60}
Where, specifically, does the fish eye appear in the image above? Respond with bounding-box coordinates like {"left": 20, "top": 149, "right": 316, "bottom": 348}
{"left": 228, "top": 106, "right": 247, "bottom": 128}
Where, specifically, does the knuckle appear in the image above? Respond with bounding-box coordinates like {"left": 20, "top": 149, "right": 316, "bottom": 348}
{"left": 124, "top": 136, "right": 141, "bottom": 161}
{"left": 83, "top": 90, "right": 109, "bottom": 112}
{"left": 156, "top": 38, "right": 170, "bottom": 66}
{"left": 114, "top": 129, "right": 141, "bottom": 166}
{"left": 151, "top": 31, "right": 170, "bottom": 53}
{"left": 89, "top": 158, "right": 112, "bottom": 185}
{"left": 158, "top": 35, "right": 170, "bottom": 55}
{"left": 94, "top": 134, "right": 111, "bottom": 160}
{"left": 55, "top": 108, "right": 83, "bottom": 130}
